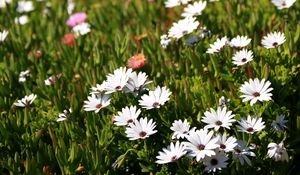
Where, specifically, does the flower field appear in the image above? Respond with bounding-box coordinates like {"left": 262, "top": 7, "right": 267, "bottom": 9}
{"left": 0, "top": 0, "right": 300, "bottom": 174}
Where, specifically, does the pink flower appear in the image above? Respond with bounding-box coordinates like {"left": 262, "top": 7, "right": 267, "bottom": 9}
{"left": 127, "top": 53, "right": 146, "bottom": 70}
{"left": 62, "top": 33, "right": 76, "bottom": 46}
{"left": 66, "top": 12, "right": 87, "bottom": 28}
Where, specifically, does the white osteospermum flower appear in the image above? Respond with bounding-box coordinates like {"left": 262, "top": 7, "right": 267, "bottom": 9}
{"left": 83, "top": 94, "right": 111, "bottom": 113}
{"left": 57, "top": 108, "right": 72, "bottom": 122}
{"left": 165, "top": 0, "right": 191, "bottom": 8}
{"left": 237, "top": 115, "right": 265, "bottom": 134}
{"left": 203, "top": 151, "right": 229, "bottom": 173}
{"left": 240, "top": 78, "right": 273, "bottom": 106}
{"left": 181, "top": 1, "right": 207, "bottom": 17}
{"left": 170, "top": 119, "right": 191, "bottom": 139}
{"left": 267, "top": 142, "right": 289, "bottom": 162}
{"left": 271, "top": 0, "right": 296, "bottom": 9}
{"left": 0, "top": 30, "right": 8, "bottom": 42}
{"left": 230, "top": 35, "right": 251, "bottom": 49}
{"left": 18, "top": 70, "right": 31, "bottom": 82}
{"left": 233, "top": 140, "right": 256, "bottom": 166}
{"left": 218, "top": 96, "right": 230, "bottom": 108}
{"left": 14, "top": 94, "right": 37, "bottom": 107}
{"left": 271, "top": 114, "right": 288, "bottom": 132}
{"left": 90, "top": 81, "right": 107, "bottom": 95}
{"left": 15, "top": 15, "right": 29, "bottom": 25}
{"left": 0, "top": 0, "right": 12, "bottom": 8}
{"left": 216, "top": 133, "right": 238, "bottom": 153}
{"left": 206, "top": 36, "right": 228, "bottom": 54}
{"left": 124, "top": 71, "right": 152, "bottom": 96}
{"left": 72, "top": 22, "right": 91, "bottom": 36}
{"left": 202, "top": 107, "right": 236, "bottom": 131}
{"left": 168, "top": 17, "right": 200, "bottom": 39}
{"left": 113, "top": 106, "right": 141, "bottom": 126}
{"left": 160, "top": 34, "right": 171, "bottom": 49}
{"left": 17, "top": 1, "right": 34, "bottom": 13}
{"left": 183, "top": 129, "right": 219, "bottom": 161}
{"left": 232, "top": 49, "right": 253, "bottom": 66}
{"left": 139, "top": 86, "right": 172, "bottom": 110}
{"left": 125, "top": 117, "right": 157, "bottom": 140}
{"left": 261, "top": 31, "right": 285, "bottom": 49}
{"left": 44, "top": 74, "right": 62, "bottom": 85}
{"left": 103, "top": 67, "right": 133, "bottom": 94}
{"left": 156, "top": 141, "right": 187, "bottom": 164}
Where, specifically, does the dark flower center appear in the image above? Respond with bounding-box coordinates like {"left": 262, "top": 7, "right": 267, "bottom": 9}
{"left": 115, "top": 86, "right": 122, "bottom": 90}
{"left": 241, "top": 58, "right": 247, "bottom": 62}
{"left": 182, "top": 30, "right": 188, "bottom": 35}
{"left": 171, "top": 156, "right": 177, "bottom": 161}
{"left": 220, "top": 144, "right": 226, "bottom": 149}
{"left": 273, "top": 42, "right": 278, "bottom": 47}
{"left": 198, "top": 144, "right": 205, "bottom": 150}
{"left": 96, "top": 104, "right": 102, "bottom": 109}
{"left": 139, "top": 131, "right": 147, "bottom": 138}
{"left": 152, "top": 102, "right": 160, "bottom": 108}
{"left": 235, "top": 148, "right": 241, "bottom": 153}
{"left": 215, "top": 120, "right": 223, "bottom": 126}
{"left": 252, "top": 92, "right": 260, "bottom": 97}
{"left": 246, "top": 127, "right": 254, "bottom": 132}
{"left": 210, "top": 158, "right": 218, "bottom": 166}
{"left": 127, "top": 119, "right": 133, "bottom": 124}
{"left": 183, "top": 131, "right": 188, "bottom": 134}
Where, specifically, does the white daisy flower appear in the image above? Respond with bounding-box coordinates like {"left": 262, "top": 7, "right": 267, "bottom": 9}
{"left": 237, "top": 115, "right": 265, "bottom": 134}
{"left": 170, "top": 119, "right": 191, "bottom": 139}
{"left": 156, "top": 141, "right": 187, "bottom": 164}
{"left": 113, "top": 106, "right": 141, "bottom": 126}
{"left": 183, "top": 129, "right": 219, "bottom": 161}
{"left": 218, "top": 96, "right": 230, "bottom": 108}
{"left": 14, "top": 94, "right": 37, "bottom": 107}
{"left": 44, "top": 74, "right": 62, "bottom": 86}
{"left": 206, "top": 36, "right": 228, "bottom": 54}
{"left": 125, "top": 117, "right": 157, "bottom": 140}
{"left": 232, "top": 49, "right": 253, "bottom": 66}
{"left": 57, "top": 108, "right": 72, "bottom": 122}
{"left": 261, "top": 31, "right": 285, "bottom": 49}
{"left": 103, "top": 67, "right": 133, "bottom": 94}
{"left": 168, "top": 17, "right": 199, "bottom": 40}
{"left": 240, "top": 78, "right": 273, "bottom": 106}
{"left": 90, "top": 81, "right": 107, "bottom": 95}
{"left": 181, "top": 1, "right": 207, "bottom": 18}
{"left": 138, "top": 86, "right": 171, "bottom": 110}
{"left": 271, "top": 0, "right": 296, "bottom": 9}
{"left": 0, "top": 30, "right": 8, "bottom": 42}
{"left": 124, "top": 71, "right": 152, "bottom": 96}
{"left": 271, "top": 114, "right": 288, "bottom": 132}
{"left": 203, "top": 151, "right": 228, "bottom": 173}
{"left": 160, "top": 34, "right": 171, "bottom": 49}
{"left": 233, "top": 140, "right": 256, "bottom": 166}
{"left": 72, "top": 22, "right": 91, "bottom": 36}
{"left": 201, "top": 107, "right": 236, "bottom": 131}
{"left": 18, "top": 70, "right": 31, "bottom": 83}
{"left": 0, "top": 0, "right": 12, "bottom": 8}
{"left": 216, "top": 133, "right": 238, "bottom": 153}
{"left": 229, "top": 35, "right": 251, "bottom": 49}
{"left": 267, "top": 142, "right": 289, "bottom": 162}
{"left": 15, "top": 15, "right": 29, "bottom": 25}
{"left": 165, "top": 0, "right": 191, "bottom": 8}
{"left": 83, "top": 94, "right": 111, "bottom": 113}
{"left": 16, "top": 1, "right": 34, "bottom": 13}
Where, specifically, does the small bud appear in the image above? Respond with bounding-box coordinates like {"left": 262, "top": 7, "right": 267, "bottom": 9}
{"left": 127, "top": 53, "right": 146, "bottom": 70}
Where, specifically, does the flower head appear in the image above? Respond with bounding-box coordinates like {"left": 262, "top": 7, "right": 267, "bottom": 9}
{"left": 0, "top": 30, "right": 8, "bottom": 42}
{"left": 90, "top": 82, "right": 107, "bottom": 95}
{"left": 216, "top": 133, "right": 238, "bottom": 153}
{"left": 67, "top": 12, "right": 87, "bottom": 27}
{"left": 271, "top": 114, "right": 288, "bottom": 132}
{"left": 156, "top": 141, "right": 187, "bottom": 164}
{"left": 127, "top": 53, "right": 146, "bottom": 70}
{"left": 62, "top": 33, "right": 76, "bottom": 46}
{"left": 233, "top": 140, "right": 256, "bottom": 166}
{"left": 268, "top": 142, "right": 289, "bottom": 162}
{"left": 168, "top": 17, "right": 199, "bottom": 39}
{"left": 170, "top": 119, "right": 191, "bottom": 139}
{"left": 44, "top": 74, "right": 62, "bottom": 86}
{"left": 72, "top": 22, "right": 91, "bottom": 36}
{"left": 17, "top": 1, "right": 34, "bottom": 13}
{"left": 240, "top": 78, "right": 273, "bottom": 106}
{"left": 57, "top": 108, "right": 72, "bottom": 122}
{"left": 229, "top": 35, "right": 251, "bottom": 48}
{"left": 206, "top": 37, "right": 228, "bottom": 54}
{"left": 113, "top": 106, "right": 141, "bottom": 126}
{"left": 181, "top": 1, "right": 207, "bottom": 18}
{"left": 165, "top": 0, "right": 191, "bottom": 8}
{"left": 237, "top": 115, "right": 265, "bottom": 134}
{"left": 202, "top": 107, "right": 236, "bottom": 131}
{"left": 183, "top": 129, "right": 219, "bottom": 161}
{"left": 14, "top": 94, "right": 37, "bottom": 107}
{"left": 103, "top": 67, "right": 133, "bottom": 94}
{"left": 160, "top": 34, "right": 171, "bottom": 48}
{"left": 0, "top": 0, "right": 12, "bottom": 8}
{"left": 124, "top": 71, "right": 152, "bottom": 96}
{"left": 232, "top": 49, "right": 253, "bottom": 66}
{"left": 271, "top": 0, "right": 296, "bottom": 9}
{"left": 19, "top": 70, "right": 30, "bottom": 83}
{"left": 83, "top": 94, "right": 111, "bottom": 113}
{"left": 125, "top": 117, "right": 157, "bottom": 140}
{"left": 203, "top": 151, "right": 229, "bottom": 173}
{"left": 261, "top": 31, "right": 285, "bottom": 49}
{"left": 15, "top": 15, "right": 29, "bottom": 25}
{"left": 139, "top": 86, "right": 171, "bottom": 110}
